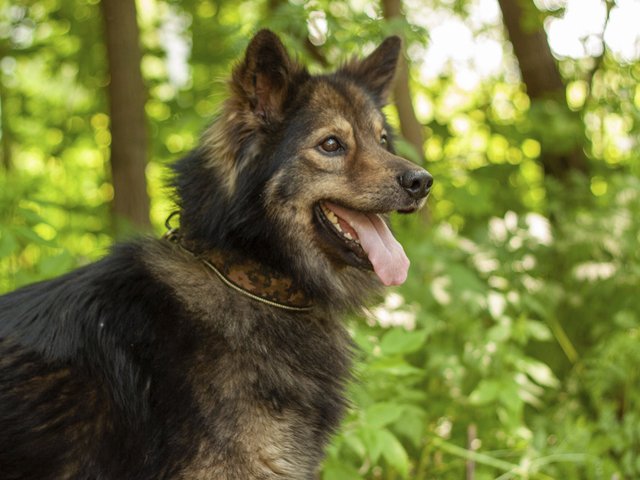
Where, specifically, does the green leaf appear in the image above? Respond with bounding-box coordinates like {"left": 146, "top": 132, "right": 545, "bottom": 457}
{"left": 368, "top": 358, "right": 422, "bottom": 376}
{"left": 392, "top": 405, "right": 426, "bottom": 448}
{"left": 379, "top": 429, "right": 410, "bottom": 477}
{"left": 365, "top": 402, "right": 404, "bottom": 428}
{"left": 342, "top": 431, "right": 366, "bottom": 459}
{"left": 39, "top": 252, "right": 75, "bottom": 277}
{"left": 522, "top": 295, "right": 550, "bottom": 318}
{"left": 448, "top": 264, "right": 485, "bottom": 293}
{"left": 322, "top": 458, "right": 361, "bottom": 480}
{"left": 352, "top": 327, "right": 376, "bottom": 355}
{"left": 520, "top": 358, "right": 559, "bottom": 388}
{"left": 469, "top": 379, "right": 501, "bottom": 405}
{"left": 18, "top": 207, "right": 52, "bottom": 227}
{"left": 525, "top": 319, "right": 553, "bottom": 341}
{"left": 361, "top": 427, "right": 384, "bottom": 464}
{"left": 0, "top": 230, "right": 19, "bottom": 258}
{"left": 380, "top": 328, "right": 428, "bottom": 355}
{"left": 487, "top": 322, "right": 511, "bottom": 342}
{"left": 14, "top": 226, "right": 57, "bottom": 248}
{"left": 499, "top": 380, "right": 522, "bottom": 414}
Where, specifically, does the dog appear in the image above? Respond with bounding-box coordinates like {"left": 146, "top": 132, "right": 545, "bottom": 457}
{"left": 0, "top": 30, "right": 432, "bottom": 479}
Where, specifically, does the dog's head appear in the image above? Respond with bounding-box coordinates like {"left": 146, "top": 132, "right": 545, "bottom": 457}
{"left": 174, "top": 30, "right": 432, "bottom": 310}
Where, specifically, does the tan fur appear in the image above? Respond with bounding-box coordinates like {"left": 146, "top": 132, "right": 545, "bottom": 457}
{"left": 259, "top": 79, "right": 423, "bottom": 307}
{"left": 142, "top": 241, "right": 352, "bottom": 479}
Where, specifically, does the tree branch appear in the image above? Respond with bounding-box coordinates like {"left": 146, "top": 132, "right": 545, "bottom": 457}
{"left": 381, "top": 0, "right": 426, "bottom": 162}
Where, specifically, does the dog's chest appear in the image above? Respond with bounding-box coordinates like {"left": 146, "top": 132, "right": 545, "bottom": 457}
{"left": 178, "top": 311, "right": 352, "bottom": 479}
{"left": 179, "top": 406, "right": 317, "bottom": 479}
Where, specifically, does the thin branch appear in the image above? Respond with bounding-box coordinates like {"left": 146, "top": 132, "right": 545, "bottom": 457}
{"left": 268, "top": 0, "right": 329, "bottom": 68}
{"left": 466, "top": 424, "right": 477, "bottom": 480}
{"left": 585, "top": 0, "right": 614, "bottom": 99}
{"left": 304, "top": 38, "right": 329, "bottom": 68}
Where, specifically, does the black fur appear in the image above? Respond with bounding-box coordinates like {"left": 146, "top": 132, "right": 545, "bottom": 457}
{"left": 0, "top": 244, "right": 202, "bottom": 479}
{"left": 0, "top": 30, "right": 428, "bottom": 479}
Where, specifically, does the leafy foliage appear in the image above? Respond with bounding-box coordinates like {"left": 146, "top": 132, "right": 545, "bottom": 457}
{"left": 322, "top": 170, "right": 640, "bottom": 478}
{"left": 1, "top": 0, "right": 639, "bottom": 478}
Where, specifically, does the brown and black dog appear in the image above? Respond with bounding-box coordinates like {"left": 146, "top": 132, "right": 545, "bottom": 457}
{"left": 0, "top": 30, "right": 432, "bottom": 479}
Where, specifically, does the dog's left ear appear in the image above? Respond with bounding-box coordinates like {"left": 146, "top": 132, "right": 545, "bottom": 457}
{"left": 232, "top": 30, "right": 303, "bottom": 123}
{"left": 340, "top": 36, "right": 402, "bottom": 105}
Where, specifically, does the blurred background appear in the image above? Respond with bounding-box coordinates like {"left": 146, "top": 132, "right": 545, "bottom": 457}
{"left": 1, "top": 0, "right": 639, "bottom": 478}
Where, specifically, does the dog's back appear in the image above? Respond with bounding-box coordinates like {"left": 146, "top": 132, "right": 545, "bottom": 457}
{"left": 0, "top": 30, "right": 431, "bottom": 479}
{"left": 0, "top": 244, "right": 190, "bottom": 478}
{"left": 1, "top": 241, "right": 352, "bottom": 479}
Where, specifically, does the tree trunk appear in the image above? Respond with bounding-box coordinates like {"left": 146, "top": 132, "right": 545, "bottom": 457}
{"left": 497, "top": 0, "right": 588, "bottom": 179}
{"left": 382, "top": 0, "right": 425, "bottom": 163}
{"left": 101, "top": 0, "right": 151, "bottom": 232}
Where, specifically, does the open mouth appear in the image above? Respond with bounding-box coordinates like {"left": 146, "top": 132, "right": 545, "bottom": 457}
{"left": 314, "top": 201, "right": 410, "bottom": 286}
{"left": 315, "top": 202, "right": 369, "bottom": 264}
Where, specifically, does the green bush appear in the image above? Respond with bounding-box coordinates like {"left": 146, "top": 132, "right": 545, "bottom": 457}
{"left": 323, "top": 173, "right": 640, "bottom": 478}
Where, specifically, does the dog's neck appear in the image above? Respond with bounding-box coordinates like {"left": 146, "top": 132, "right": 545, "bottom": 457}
{"left": 202, "top": 249, "right": 313, "bottom": 311}
{"left": 163, "top": 228, "right": 313, "bottom": 312}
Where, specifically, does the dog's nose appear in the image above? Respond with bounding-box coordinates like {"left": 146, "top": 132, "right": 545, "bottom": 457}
{"left": 399, "top": 169, "right": 433, "bottom": 199}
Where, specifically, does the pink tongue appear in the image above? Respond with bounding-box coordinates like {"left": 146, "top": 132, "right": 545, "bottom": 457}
{"left": 325, "top": 202, "right": 410, "bottom": 286}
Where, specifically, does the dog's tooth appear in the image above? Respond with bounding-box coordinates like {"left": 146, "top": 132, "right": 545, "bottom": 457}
{"left": 323, "top": 206, "right": 338, "bottom": 225}
{"left": 321, "top": 204, "right": 347, "bottom": 234}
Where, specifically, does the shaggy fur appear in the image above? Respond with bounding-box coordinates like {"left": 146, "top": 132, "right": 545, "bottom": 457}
{"left": 0, "top": 30, "right": 431, "bottom": 479}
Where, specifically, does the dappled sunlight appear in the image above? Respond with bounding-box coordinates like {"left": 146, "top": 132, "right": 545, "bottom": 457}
{"left": 573, "top": 261, "right": 617, "bottom": 282}
{"left": 367, "top": 292, "right": 418, "bottom": 330}
{"left": 1, "top": 0, "right": 639, "bottom": 477}
{"left": 545, "top": 0, "right": 640, "bottom": 61}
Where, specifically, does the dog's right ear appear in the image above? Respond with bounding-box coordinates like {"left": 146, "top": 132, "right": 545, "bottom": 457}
{"left": 339, "top": 36, "right": 402, "bottom": 105}
{"left": 232, "top": 30, "right": 301, "bottom": 123}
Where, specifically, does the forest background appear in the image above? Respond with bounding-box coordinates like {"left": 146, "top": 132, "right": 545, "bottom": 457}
{"left": 1, "top": 0, "right": 639, "bottom": 478}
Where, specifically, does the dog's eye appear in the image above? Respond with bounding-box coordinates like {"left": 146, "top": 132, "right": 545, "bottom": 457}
{"left": 319, "top": 137, "right": 343, "bottom": 154}
{"left": 380, "top": 135, "right": 388, "bottom": 148}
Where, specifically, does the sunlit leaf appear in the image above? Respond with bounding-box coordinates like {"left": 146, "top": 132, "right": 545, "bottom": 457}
{"left": 379, "top": 328, "right": 428, "bottom": 355}
{"left": 365, "top": 402, "right": 404, "bottom": 429}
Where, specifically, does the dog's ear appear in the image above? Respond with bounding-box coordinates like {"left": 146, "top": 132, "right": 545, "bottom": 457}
{"left": 340, "top": 36, "right": 402, "bottom": 105}
{"left": 232, "top": 30, "right": 300, "bottom": 123}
